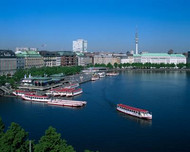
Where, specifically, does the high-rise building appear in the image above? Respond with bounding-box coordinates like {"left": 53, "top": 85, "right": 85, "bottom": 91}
{"left": 73, "top": 39, "right": 87, "bottom": 53}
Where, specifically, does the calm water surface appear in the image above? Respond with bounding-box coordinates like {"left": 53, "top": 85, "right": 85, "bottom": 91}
{"left": 0, "top": 71, "right": 190, "bottom": 152}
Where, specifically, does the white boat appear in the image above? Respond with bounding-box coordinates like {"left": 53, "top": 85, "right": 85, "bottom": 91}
{"left": 66, "top": 88, "right": 83, "bottom": 97}
{"left": 91, "top": 74, "right": 100, "bottom": 81}
{"left": 21, "top": 94, "right": 51, "bottom": 102}
{"left": 106, "top": 72, "right": 119, "bottom": 76}
{"left": 117, "top": 104, "right": 152, "bottom": 120}
{"left": 12, "top": 90, "right": 35, "bottom": 97}
{"left": 47, "top": 99, "right": 86, "bottom": 107}
{"left": 98, "top": 72, "right": 106, "bottom": 78}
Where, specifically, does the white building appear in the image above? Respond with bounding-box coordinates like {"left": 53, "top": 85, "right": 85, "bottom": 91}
{"left": 16, "top": 47, "right": 38, "bottom": 52}
{"left": 73, "top": 39, "right": 87, "bottom": 53}
{"left": 133, "top": 53, "right": 186, "bottom": 64}
{"left": 121, "top": 56, "right": 134, "bottom": 64}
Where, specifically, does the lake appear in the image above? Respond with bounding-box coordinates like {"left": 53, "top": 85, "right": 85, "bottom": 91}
{"left": 0, "top": 71, "right": 190, "bottom": 152}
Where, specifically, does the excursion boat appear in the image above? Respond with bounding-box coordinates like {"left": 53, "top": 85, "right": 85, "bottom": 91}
{"left": 106, "top": 72, "right": 119, "bottom": 76}
{"left": 66, "top": 88, "right": 83, "bottom": 97}
{"left": 91, "top": 74, "right": 100, "bottom": 81}
{"left": 64, "top": 83, "right": 79, "bottom": 89}
{"left": 46, "top": 88, "right": 68, "bottom": 96}
{"left": 47, "top": 99, "right": 86, "bottom": 107}
{"left": 12, "top": 90, "right": 35, "bottom": 97}
{"left": 21, "top": 94, "right": 51, "bottom": 102}
{"left": 117, "top": 104, "right": 152, "bottom": 120}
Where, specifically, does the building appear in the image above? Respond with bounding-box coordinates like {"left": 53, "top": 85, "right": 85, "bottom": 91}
{"left": 16, "top": 56, "right": 25, "bottom": 69}
{"left": 16, "top": 47, "right": 38, "bottom": 52}
{"left": 133, "top": 53, "right": 186, "bottom": 64}
{"left": 73, "top": 39, "right": 87, "bottom": 53}
{"left": 93, "top": 54, "right": 120, "bottom": 65}
{"left": 121, "top": 55, "right": 134, "bottom": 64}
{"left": 57, "top": 51, "right": 77, "bottom": 66}
{"left": 15, "top": 51, "right": 44, "bottom": 69}
{"left": 39, "top": 51, "right": 61, "bottom": 67}
{"left": 0, "top": 50, "right": 17, "bottom": 75}
{"left": 77, "top": 55, "right": 93, "bottom": 66}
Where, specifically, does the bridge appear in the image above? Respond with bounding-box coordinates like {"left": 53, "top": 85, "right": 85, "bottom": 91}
{"left": 0, "top": 86, "right": 12, "bottom": 96}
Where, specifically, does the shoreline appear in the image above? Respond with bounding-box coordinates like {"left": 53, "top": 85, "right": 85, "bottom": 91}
{"left": 114, "top": 68, "right": 190, "bottom": 72}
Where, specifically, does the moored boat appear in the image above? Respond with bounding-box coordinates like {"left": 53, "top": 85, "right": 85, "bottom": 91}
{"left": 47, "top": 99, "right": 86, "bottom": 107}
{"left": 106, "top": 72, "right": 119, "bottom": 76}
{"left": 12, "top": 90, "right": 35, "bottom": 97}
{"left": 91, "top": 74, "right": 100, "bottom": 81}
{"left": 117, "top": 104, "right": 152, "bottom": 120}
{"left": 21, "top": 94, "right": 51, "bottom": 102}
{"left": 66, "top": 88, "right": 83, "bottom": 97}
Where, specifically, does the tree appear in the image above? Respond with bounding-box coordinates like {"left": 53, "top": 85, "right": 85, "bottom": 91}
{"left": 114, "top": 62, "right": 118, "bottom": 69}
{"left": 0, "top": 122, "right": 28, "bottom": 152}
{"left": 0, "top": 117, "right": 5, "bottom": 137}
{"left": 34, "top": 126, "right": 75, "bottom": 152}
{"left": 106, "top": 63, "right": 113, "bottom": 69}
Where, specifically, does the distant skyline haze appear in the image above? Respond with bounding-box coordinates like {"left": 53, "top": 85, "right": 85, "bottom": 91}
{"left": 0, "top": 0, "right": 189, "bottom": 52}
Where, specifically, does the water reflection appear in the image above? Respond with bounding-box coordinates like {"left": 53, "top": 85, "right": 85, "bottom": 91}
{"left": 117, "top": 111, "right": 152, "bottom": 127}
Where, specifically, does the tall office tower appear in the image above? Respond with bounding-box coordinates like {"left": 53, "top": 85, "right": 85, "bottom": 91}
{"left": 73, "top": 39, "right": 87, "bottom": 53}
{"left": 135, "top": 30, "right": 139, "bottom": 55}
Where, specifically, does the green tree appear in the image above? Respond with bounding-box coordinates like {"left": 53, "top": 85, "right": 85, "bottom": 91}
{"left": 0, "top": 117, "right": 5, "bottom": 137}
{"left": 114, "top": 62, "right": 118, "bottom": 68}
{"left": 106, "top": 63, "right": 113, "bottom": 69}
{"left": 0, "top": 122, "right": 28, "bottom": 152}
{"left": 34, "top": 126, "right": 75, "bottom": 152}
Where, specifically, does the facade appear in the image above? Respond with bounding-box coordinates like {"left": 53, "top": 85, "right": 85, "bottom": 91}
{"left": 15, "top": 51, "right": 44, "bottom": 69}
{"left": 57, "top": 51, "right": 77, "bottom": 66}
{"left": 39, "top": 51, "right": 61, "bottom": 67}
{"left": 121, "top": 55, "right": 134, "bottom": 64}
{"left": 0, "top": 50, "right": 17, "bottom": 75}
{"left": 133, "top": 53, "right": 186, "bottom": 64}
{"left": 93, "top": 54, "right": 120, "bottom": 65}
{"left": 17, "top": 56, "right": 25, "bottom": 69}
{"left": 73, "top": 39, "right": 87, "bottom": 53}
{"left": 77, "top": 55, "right": 93, "bottom": 66}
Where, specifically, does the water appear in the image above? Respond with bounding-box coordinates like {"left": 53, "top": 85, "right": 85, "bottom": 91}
{"left": 1, "top": 71, "right": 190, "bottom": 152}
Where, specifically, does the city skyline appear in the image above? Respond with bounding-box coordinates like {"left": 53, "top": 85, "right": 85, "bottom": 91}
{"left": 0, "top": 0, "right": 189, "bottom": 52}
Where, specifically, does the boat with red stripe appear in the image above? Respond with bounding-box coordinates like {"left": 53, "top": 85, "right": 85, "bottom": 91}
{"left": 117, "top": 104, "right": 152, "bottom": 120}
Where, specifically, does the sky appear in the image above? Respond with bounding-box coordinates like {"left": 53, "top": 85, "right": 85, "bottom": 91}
{"left": 0, "top": 0, "right": 189, "bottom": 53}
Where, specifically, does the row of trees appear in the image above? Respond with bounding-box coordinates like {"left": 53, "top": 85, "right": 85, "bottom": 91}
{"left": 0, "top": 117, "right": 97, "bottom": 152}
{"left": 0, "top": 66, "right": 83, "bottom": 88}
{"left": 89, "top": 62, "right": 190, "bottom": 69}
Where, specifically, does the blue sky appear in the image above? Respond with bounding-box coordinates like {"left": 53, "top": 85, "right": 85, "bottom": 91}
{"left": 0, "top": 0, "right": 189, "bottom": 52}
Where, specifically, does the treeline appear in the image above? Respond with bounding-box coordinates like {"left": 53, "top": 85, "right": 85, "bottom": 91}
{"left": 88, "top": 62, "right": 190, "bottom": 69}
{"left": 0, "top": 117, "right": 97, "bottom": 152}
{"left": 0, "top": 66, "right": 83, "bottom": 88}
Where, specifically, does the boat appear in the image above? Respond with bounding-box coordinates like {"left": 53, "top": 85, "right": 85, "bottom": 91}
{"left": 66, "top": 88, "right": 83, "bottom": 97}
{"left": 12, "top": 90, "right": 35, "bottom": 97}
{"left": 117, "top": 104, "right": 152, "bottom": 120}
{"left": 91, "top": 74, "right": 100, "bottom": 81}
{"left": 64, "top": 83, "right": 79, "bottom": 89}
{"left": 98, "top": 72, "right": 106, "bottom": 78}
{"left": 106, "top": 72, "right": 119, "bottom": 76}
{"left": 21, "top": 94, "right": 51, "bottom": 102}
{"left": 47, "top": 99, "right": 86, "bottom": 107}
